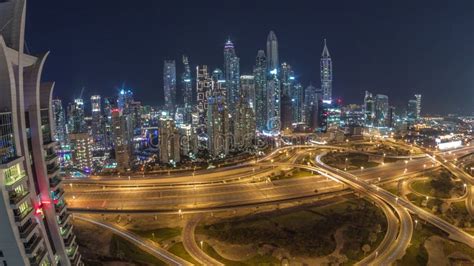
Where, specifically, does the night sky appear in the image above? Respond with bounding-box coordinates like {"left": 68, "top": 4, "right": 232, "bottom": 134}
{"left": 25, "top": 0, "right": 474, "bottom": 115}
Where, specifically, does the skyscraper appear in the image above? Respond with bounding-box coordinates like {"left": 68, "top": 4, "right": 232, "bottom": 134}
{"left": 320, "top": 39, "right": 333, "bottom": 101}
{"left": 196, "top": 65, "right": 212, "bottom": 132}
{"left": 266, "top": 69, "right": 281, "bottom": 133}
{"left": 159, "top": 118, "right": 180, "bottom": 164}
{"left": 223, "top": 39, "right": 240, "bottom": 114}
{"left": 364, "top": 91, "right": 375, "bottom": 127}
{"left": 280, "top": 62, "right": 295, "bottom": 130}
{"left": 266, "top": 31, "right": 279, "bottom": 72}
{"left": 240, "top": 75, "right": 256, "bottom": 111}
{"left": 303, "top": 85, "right": 316, "bottom": 125}
{"left": 90, "top": 95, "right": 104, "bottom": 150}
{"left": 407, "top": 99, "right": 418, "bottom": 124}
{"left": 112, "top": 109, "right": 132, "bottom": 171}
{"left": 253, "top": 50, "right": 267, "bottom": 131}
{"left": 375, "top": 94, "right": 389, "bottom": 127}
{"left": 292, "top": 83, "right": 304, "bottom": 123}
{"left": 0, "top": 1, "right": 82, "bottom": 264}
{"left": 52, "top": 99, "right": 68, "bottom": 147}
{"left": 163, "top": 60, "right": 177, "bottom": 113}
{"left": 414, "top": 94, "right": 422, "bottom": 120}
{"left": 67, "top": 98, "right": 85, "bottom": 134}
{"left": 181, "top": 55, "right": 193, "bottom": 123}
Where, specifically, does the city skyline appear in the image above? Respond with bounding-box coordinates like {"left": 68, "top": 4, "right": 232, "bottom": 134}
{"left": 25, "top": 0, "right": 474, "bottom": 115}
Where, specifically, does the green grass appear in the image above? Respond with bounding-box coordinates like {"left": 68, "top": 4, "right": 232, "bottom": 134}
{"left": 270, "top": 170, "right": 313, "bottom": 181}
{"left": 200, "top": 199, "right": 387, "bottom": 260}
{"left": 131, "top": 227, "right": 182, "bottom": 243}
{"left": 168, "top": 242, "right": 201, "bottom": 265}
{"left": 411, "top": 180, "right": 434, "bottom": 197}
{"left": 110, "top": 234, "right": 167, "bottom": 265}
{"left": 200, "top": 241, "right": 279, "bottom": 265}
{"left": 397, "top": 224, "right": 436, "bottom": 265}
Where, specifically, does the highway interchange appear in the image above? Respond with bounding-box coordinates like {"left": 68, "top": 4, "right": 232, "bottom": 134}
{"left": 68, "top": 140, "right": 474, "bottom": 265}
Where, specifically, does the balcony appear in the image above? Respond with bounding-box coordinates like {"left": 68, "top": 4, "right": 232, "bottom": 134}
{"left": 15, "top": 207, "right": 34, "bottom": 225}
{"left": 24, "top": 235, "right": 43, "bottom": 257}
{"left": 60, "top": 223, "right": 73, "bottom": 238}
{"left": 52, "top": 189, "right": 65, "bottom": 202}
{"left": 4, "top": 170, "right": 27, "bottom": 191}
{"left": 19, "top": 219, "right": 38, "bottom": 241}
{"left": 64, "top": 233, "right": 76, "bottom": 248}
{"left": 58, "top": 212, "right": 71, "bottom": 225}
{"left": 70, "top": 253, "right": 81, "bottom": 266}
{"left": 67, "top": 243, "right": 78, "bottom": 259}
{"left": 29, "top": 248, "right": 47, "bottom": 266}
{"left": 9, "top": 190, "right": 30, "bottom": 208}
{"left": 43, "top": 140, "right": 57, "bottom": 149}
{"left": 47, "top": 165, "right": 60, "bottom": 177}
{"left": 49, "top": 176, "right": 63, "bottom": 190}
{"left": 55, "top": 203, "right": 67, "bottom": 215}
{"left": 45, "top": 152, "right": 58, "bottom": 164}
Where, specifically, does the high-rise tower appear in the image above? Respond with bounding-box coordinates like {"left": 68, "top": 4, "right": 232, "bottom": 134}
{"left": 320, "top": 39, "right": 333, "bottom": 101}
{"left": 163, "top": 60, "right": 177, "bottom": 113}
{"left": 181, "top": 55, "right": 193, "bottom": 123}
{"left": 0, "top": 1, "right": 82, "bottom": 264}
{"left": 266, "top": 31, "right": 279, "bottom": 72}
{"left": 223, "top": 39, "right": 240, "bottom": 115}
{"left": 253, "top": 50, "right": 267, "bottom": 131}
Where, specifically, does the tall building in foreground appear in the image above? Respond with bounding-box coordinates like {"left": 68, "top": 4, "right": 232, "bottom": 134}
{"left": 163, "top": 60, "right": 177, "bottom": 113}
{"left": 0, "top": 0, "right": 82, "bottom": 265}
{"left": 320, "top": 39, "right": 333, "bottom": 102}
{"left": 266, "top": 31, "right": 279, "bottom": 72}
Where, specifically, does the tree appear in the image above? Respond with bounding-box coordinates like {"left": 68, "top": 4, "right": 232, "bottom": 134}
{"left": 362, "top": 244, "right": 371, "bottom": 255}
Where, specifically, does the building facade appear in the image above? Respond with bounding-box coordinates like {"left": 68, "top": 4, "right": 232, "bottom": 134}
{"left": 320, "top": 39, "right": 333, "bottom": 102}
{"left": 0, "top": 1, "right": 82, "bottom": 264}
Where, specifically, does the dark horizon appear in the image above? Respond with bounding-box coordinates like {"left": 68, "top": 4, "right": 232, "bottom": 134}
{"left": 25, "top": 0, "right": 474, "bottom": 115}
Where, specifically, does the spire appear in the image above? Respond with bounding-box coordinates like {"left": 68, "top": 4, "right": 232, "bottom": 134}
{"left": 322, "top": 38, "right": 330, "bottom": 57}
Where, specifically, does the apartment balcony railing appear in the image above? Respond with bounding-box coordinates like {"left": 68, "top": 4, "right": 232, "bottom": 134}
{"left": 9, "top": 190, "right": 30, "bottom": 207}
{"left": 28, "top": 248, "right": 47, "bottom": 266}
{"left": 24, "top": 235, "right": 43, "bottom": 255}
{"left": 19, "top": 219, "right": 38, "bottom": 241}
{"left": 4, "top": 171, "right": 27, "bottom": 191}
{"left": 14, "top": 207, "right": 34, "bottom": 224}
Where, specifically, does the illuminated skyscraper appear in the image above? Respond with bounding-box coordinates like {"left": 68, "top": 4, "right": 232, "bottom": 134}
{"left": 374, "top": 94, "right": 389, "bottom": 127}
{"left": 196, "top": 65, "right": 212, "bottom": 132}
{"left": 292, "top": 83, "right": 304, "bottom": 124}
{"left": 240, "top": 75, "right": 255, "bottom": 111}
{"left": 111, "top": 109, "right": 132, "bottom": 171}
{"left": 0, "top": 1, "right": 82, "bottom": 264}
{"left": 266, "top": 69, "right": 281, "bottom": 133}
{"left": 253, "top": 50, "right": 267, "bottom": 131}
{"left": 90, "top": 95, "right": 104, "bottom": 149}
{"left": 303, "top": 85, "right": 316, "bottom": 125}
{"left": 223, "top": 39, "right": 240, "bottom": 114}
{"left": 52, "top": 99, "right": 68, "bottom": 146}
{"left": 181, "top": 55, "right": 193, "bottom": 123}
{"left": 280, "top": 62, "right": 294, "bottom": 130}
{"left": 159, "top": 118, "right": 180, "bottom": 164}
{"left": 364, "top": 91, "right": 375, "bottom": 127}
{"left": 407, "top": 99, "right": 418, "bottom": 124}
{"left": 266, "top": 31, "right": 279, "bottom": 72}
{"left": 320, "top": 39, "right": 333, "bottom": 101}
{"left": 67, "top": 98, "right": 86, "bottom": 134}
{"left": 414, "top": 94, "right": 422, "bottom": 119}
{"left": 163, "top": 60, "right": 177, "bottom": 113}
